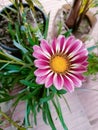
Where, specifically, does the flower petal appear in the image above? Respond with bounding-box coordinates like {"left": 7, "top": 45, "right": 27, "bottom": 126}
{"left": 62, "top": 36, "right": 75, "bottom": 54}
{"left": 36, "top": 76, "right": 46, "bottom": 84}
{"left": 74, "top": 74, "right": 85, "bottom": 81}
{"left": 53, "top": 73, "right": 64, "bottom": 90}
{"left": 33, "top": 45, "right": 41, "bottom": 52}
{"left": 70, "top": 65, "right": 87, "bottom": 73}
{"left": 40, "top": 39, "right": 52, "bottom": 57}
{"left": 82, "top": 61, "right": 88, "bottom": 66}
{"left": 34, "top": 69, "right": 51, "bottom": 77}
{"left": 51, "top": 38, "right": 57, "bottom": 54}
{"left": 71, "top": 55, "right": 88, "bottom": 64}
{"left": 33, "top": 45, "right": 49, "bottom": 60}
{"left": 45, "top": 72, "right": 54, "bottom": 88}
{"left": 56, "top": 35, "right": 65, "bottom": 52}
{"left": 75, "top": 48, "right": 88, "bottom": 57}
{"left": 34, "top": 59, "right": 49, "bottom": 69}
{"left": 33, "top": 51, "right": 49, "bottom": 60}
{"left": 67, "top": 73, "right": 82, "bottom": 87}
{"left": 67, "top": 40, "right": 82, "bottom": 57}
{"left": 63, "top": 75, "right": 74, "bottom": 92}
{"left": 57, "top": 35, "right": 66, "bottom": 52}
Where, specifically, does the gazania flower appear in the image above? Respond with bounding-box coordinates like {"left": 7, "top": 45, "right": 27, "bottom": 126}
{"left": 33, "top": 35, "right": 88, "bottom": 92}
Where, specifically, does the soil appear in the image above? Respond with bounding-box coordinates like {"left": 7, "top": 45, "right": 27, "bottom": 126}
{"left": 0, "top": 4, "right": 45, "bottom": 50}
{"left": 52, "top": 4, "right": 95, "bottom": 42}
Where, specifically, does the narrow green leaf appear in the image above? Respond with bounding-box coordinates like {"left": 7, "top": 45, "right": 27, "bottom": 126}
{"left": 20, "top": 80, "right": 38, "bottom": 88}
{"left": 43, "top": 14, "right": 50, "bottom": 39}
{"left": 0, "top": 62, "right": 10, "bottom": 70}
{"left": 50, "top": 86, "right": 57, "bottom": 94}
{"left": 13, "top": 40, "right": 28, "bottom": 54}
{"left": 22, "top": 87, "right": 42, "bottom": 100}
{"left": 62, "top": 95, "right": 71, "bottom": 112}
{"left": 40, "top": 93, "right": 54, "bottom": 104}
{"left": 4, "top": 64, "right": 21, "bottom": 71}
{"left": 57, "top": 89, "right": 67, "bottom": 95}
{"left": 87, "top": 46, "right": 97, "bottom": 52}
{"left": 52, "top": 96, "right": 68, "bottom": 130}
{"left": 25, "top": 100, "right": 31, "bottom": 126}
{"left": 28, "top": 36, "right": 35, "bottom": 46}
{"left": 63, "top": 29, "right": 72, "bottom": 37}
{"left": 29, "top": 100, "right": 37, "bottom": 125}
{"left": 45, "top": 103, "right": 56, "bottom": 130}
{"left": 2, "top": 51, "right": 22, "bottom": 62}
{"left": 42, "top": 103, "right": 48, "bottom": 124}
{"left": 8, "top": 23, "right": 15, "bottom": 39}
{"left": 0, "top": 96, "right": 15, "bottom": 103}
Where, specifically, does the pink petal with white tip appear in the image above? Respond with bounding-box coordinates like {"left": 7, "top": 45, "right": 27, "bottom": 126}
{"left": 34, "top": 59, "right": 49, "bottom": 69}
{"left": 63, "top": 75, "right": 74, "bottom": 92}
{"left": 40, "top": 39, "right": 52, "bottom": 57}
{"left": 45, "top": 72, "right": 54, "bottom": 88}
{"left": 34, "top": 69, "right": 51, "bottom": 77}
{"left": 53, "top": 73, "right": 64, "bottom": 90}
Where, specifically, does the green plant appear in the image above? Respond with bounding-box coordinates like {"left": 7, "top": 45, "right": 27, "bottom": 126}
{"left": 86, "top": 41, "right": 98, "bottom": 75}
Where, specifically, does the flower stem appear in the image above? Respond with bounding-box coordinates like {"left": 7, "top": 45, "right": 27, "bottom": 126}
{"left": 0, "top": 110, "right": 26, "bottom": 130}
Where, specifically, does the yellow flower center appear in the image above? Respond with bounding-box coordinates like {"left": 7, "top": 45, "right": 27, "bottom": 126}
{"left": 50, "top": 55, "right": 69, "bottom": 73}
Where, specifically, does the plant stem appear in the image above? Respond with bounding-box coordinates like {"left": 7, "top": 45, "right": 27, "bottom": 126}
{"left": 0, "top": 51, "right": 25, "bottom": 66}
{"left": 0, "top": 110, "right": 26, "bottom": 130}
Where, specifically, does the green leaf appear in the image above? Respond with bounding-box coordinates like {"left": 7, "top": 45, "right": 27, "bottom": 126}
{"left": 57, "top": 89, "right": 67, "bottom": 95}
{"left": 45, "top": 102, "right": 56, "bottom": 130}
{"left": 5, "top": 64, "right": 21, "bottom": 71}
{"left": 13, "top": 40, "right": 28, "bottom": 54}
{"left": 20, "top": 80, "right": 38, "bottom": 88}
{"left": 52, "top": 96, "right": 68, "bottom": 130}
{"left": 86, "top": 53, "right": 98, "bottom": 75}
{"left": 62, "top": 95, "right": 71, "bottom": 112}
{"left": 40, "top": 93, "right": 54, "bottom": 104}
{"left": 42, "top": 103, "right": 48, "bottom": 124}
{"left": 87, "top": 46, "right": 97, "bottom": 52}
{"left": 24, "top": 100, "right": 31, "bottom": 126}
{"left": 0, "top": 62, "right": 10, "bottom": 71}
{"left": 63, "top": 29, "right": 72, "bottom": 37}
{"left": 8, "top": 23, "right": 15, "bottom": 39}
{"left": 57, "top": 21, "right": 63, "bottom": 35}
{"left": 29, "top": 99, "right": 37, "bottom": 125}
{"left": 0, "top": 96, "right": 15, "bottom": 103}
{"left": 22, "top": 87, "right": 42, "bottom": 100}
{"left": 28, "top": 36, "right": 35, "bottom": 46}
{"left": 43, "top": 14, "right": 50, "bottom": 39}
{"left": 50, "top": 86, "right": 57, "bottom": 93}
{"left": 1, "top": 51, "right": 22, "bottom": 62}
{"left": 15, "top": 23, "right": 21, "bottom": 40}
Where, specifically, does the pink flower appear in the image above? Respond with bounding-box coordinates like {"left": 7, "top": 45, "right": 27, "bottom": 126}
{"left": 33, "top": 35, "right": 88, "bottom": 92}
